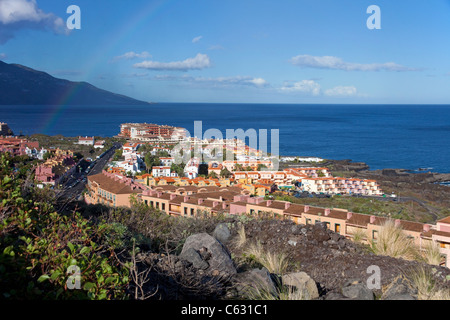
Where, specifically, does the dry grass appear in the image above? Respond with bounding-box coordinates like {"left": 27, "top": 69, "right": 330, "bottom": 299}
{"left": 371, "top": 219, "right": 417, "bottom": 261}
{"left": 351, "top": 228, "right": 368, "bottom": 244}
{"left": 245, "top": 281, "right": 307, "bottom": 300}
{"left": 418, "top": 241, "right": 443, "bottom": 266}
{"left": 409, "top": 266, "right": 450, "bottom": 300}
{"left": 244, "top": 241, "right": 289, "bottom": 275}
{"left": 234, "top": 223, "right": 247, "bottom": 248}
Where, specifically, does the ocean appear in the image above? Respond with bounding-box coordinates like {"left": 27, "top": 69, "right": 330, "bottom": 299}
{"left": 1, "top": 103, "right": 450, "bottom": 173}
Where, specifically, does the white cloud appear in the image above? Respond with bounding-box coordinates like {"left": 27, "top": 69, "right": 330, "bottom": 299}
{"left": 0, "top": 0, "right": 66, "bottom": 44}
{"left": 279, "top": 80, "right": 321, "bottom": 96}
{"left": 208, "top": 44, "right": 224, "bottom": 50}
{"left": 154, "top": 74, "right": 268, "bottom": 88}
{"left": 112, "top": 51, "right": 152, "bottom": 62}
{"left": 290, "top": 54, "right": 417, "bottom": 72}
{"left": 194, "top": 76, "right": 268, "bottom": 87}
{"left": 324, "top": 86, "right": 358, "bottom": 97}
{"left": 192, "top": 35, "right": 203, "bottom": 43}
{"left": 134, "top": 53, "right": 212, "bottom": 71}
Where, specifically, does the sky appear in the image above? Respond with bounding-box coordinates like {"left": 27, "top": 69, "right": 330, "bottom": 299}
{"left": 1, "top": 0, "right": 450, "bottom": 104}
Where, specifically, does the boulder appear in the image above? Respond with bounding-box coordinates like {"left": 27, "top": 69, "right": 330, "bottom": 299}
{"left": 232, "top": 268, "right": 278, "bottom": 298}
{"left": 281, "top": 272, "right": 319, "bottom": 300}
{"left": 212, "top": 223, "right": 232, "bottom": 244}
{"left": 341, "top": 279, "right": 374, "bottom": 300}
{"left": 179, "top": 247, "right": 209, "bottom": 270}
{"left": 381, "top": 276, "right": 418, "bottom": 300}
{"left": 179, "top": 233, "right": 237, "bottom": 276}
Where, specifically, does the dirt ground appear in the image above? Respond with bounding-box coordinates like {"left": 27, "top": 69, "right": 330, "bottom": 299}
{"left": 226, "top": 218, "right": 450, "bottom": 297}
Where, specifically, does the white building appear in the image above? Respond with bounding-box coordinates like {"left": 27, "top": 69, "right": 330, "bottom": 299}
{"left": 94, "top": 140, "right": 105, "bottom": 149}
{"left": 159, "top": 157, "right": 174, "bottom": 167}
{"left": 184, "top": 157, "right": 200, "bottom": 179}
{"left": 152, "top": 166, "right": 172, "bottom": 177}
{"left": 25, "top": 147, "right": 47, "bottom": 160}
{"left": 78, "top": 136, "right": 95, "bottom": 146}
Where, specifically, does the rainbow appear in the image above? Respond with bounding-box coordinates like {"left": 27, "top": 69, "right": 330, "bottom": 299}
{"left": 46, "top": 0, "right": 176, "bottom": 130}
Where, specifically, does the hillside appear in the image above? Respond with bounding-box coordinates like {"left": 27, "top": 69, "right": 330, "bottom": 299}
{"left": 0, "top": 60, "right": 149, "bottom": 105}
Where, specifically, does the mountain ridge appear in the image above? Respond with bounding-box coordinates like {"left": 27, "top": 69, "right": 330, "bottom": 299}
{"left": 0, "top": 60, "right": 150, "bottom": 105}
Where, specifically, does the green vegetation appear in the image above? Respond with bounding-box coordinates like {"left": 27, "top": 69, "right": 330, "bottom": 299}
{"left": 269, "top": 192, "right": 425, "bottom": 222}
{"left": 0, "top": 153, "right": 232, "bottom": 300}
{"left": 0, "top": 154, "right": 129, "bottom": 299}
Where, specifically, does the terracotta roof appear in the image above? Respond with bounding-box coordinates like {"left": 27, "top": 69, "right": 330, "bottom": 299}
{"left": 346, "top": 213, "right": 371, "bottom": 227}
{"left": 438, "top": 216, "right": 450, "bottom": 224}
{"left": 88, "top": 173, "right": 142, "bottom": 195}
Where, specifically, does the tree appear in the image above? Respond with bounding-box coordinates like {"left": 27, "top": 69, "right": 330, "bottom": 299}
{"left": 171, "top": 163, "right": 185, "bottom": 177}
{"left": 144, "top": 154, "right": 160, "bottom": 173}
{"left": 43, "top": 152, "right": 52, "bottom": 161}
{"left": 208, "top": 171, "right": 218, "bottom": 179}
{"left": 220, "top": 167, "right": 232, "bottom": 179}
{"left": 112, "top": 149, "right": 123, "bottom": 161}
{"left": 257, "top": 164, "right": 267, "bottom": 171}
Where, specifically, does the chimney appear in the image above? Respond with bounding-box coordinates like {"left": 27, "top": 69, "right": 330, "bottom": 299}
{"left": 184, "top": 196, "right": 189, "bottom": 202}
{"left": 213, "top": 201, "right": 219, "bottom": 207}
{"left": 157, "top": 191, "right": 162, "bottom": 198}
{"left": 233, "top": 195, "right": 242, "bottom": 202}
{"left": 285, "top": 202, "right": 291, "bottom": 210}
{"left": 304, "top": 205, "right": 310, "bottom": 213}
{"left": 370, "top": 216, "right": 376, "bottom": 224}
{"left": 170, "top": 194, "right": 177, "bottom": 200}
{"left": 324, "top": 208, "right": 331, "bottom": 216}
{"left": 266, "top": 200, "right": 273, "bottom": 206}
{"left": 222, "top": 202, "right": 227, "bottom": 209}
{"left": 198, "top": 198, "right": 204, "bottom": 205}
{"left": 347, "top": 212, "right": 353, "bottom": 220}
{"left": 423, "top": 224, "right": 431, "bottom": 232}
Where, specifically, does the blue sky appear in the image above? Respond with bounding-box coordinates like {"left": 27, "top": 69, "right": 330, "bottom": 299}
{"left": 1, "top": 0, "right": 450, "bottom": 104}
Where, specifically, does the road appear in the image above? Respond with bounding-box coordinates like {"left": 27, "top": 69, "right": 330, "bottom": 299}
{"left": 59, "top": 142, "right": 122, "bottom": 201}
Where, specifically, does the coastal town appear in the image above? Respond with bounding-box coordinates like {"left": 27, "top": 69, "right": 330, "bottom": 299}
{"left": 1, "top": 120, "right": 450, "bottom": 269}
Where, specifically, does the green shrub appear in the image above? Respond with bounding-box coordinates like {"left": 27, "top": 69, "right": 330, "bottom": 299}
{"left": 0, "top": 154, "right": 130, "bottom": 300}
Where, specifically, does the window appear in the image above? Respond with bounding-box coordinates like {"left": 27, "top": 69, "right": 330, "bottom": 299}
{"left": 441, "top": 243, "right": 447, "bottom": 249}
{"left": 325, "top": 222, "right": 330, "bottom": 229}
{"left": 190, "top": 208, "right": 194, "bottom": 216}
{"left": 162, "top": 203, "right": 165, "bottom": 211}
{"left": 184, "top": 207, "right": 187, "bottom": 215}
{"left": 372, "top": 230, "right": 378, "bottom": 240}
{"left": 306, "top": 218, "right": 312, "bottom": 225}
{"left": 335, "top": 224, "right": 341, "bottom": 234}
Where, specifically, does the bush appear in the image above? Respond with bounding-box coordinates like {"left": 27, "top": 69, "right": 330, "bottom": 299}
{"left": 371, "top": 219, "right": 417, "bottom": 261}
{"left": 0, "top": 154, "right": 130, "bottom": 300}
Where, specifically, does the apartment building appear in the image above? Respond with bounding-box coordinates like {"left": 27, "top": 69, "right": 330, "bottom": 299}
{"left": 85, "top": 171, "right": 144, "bottom": 207}
{"left": 35, "top": 155, "right": 76, "bottom": 185}
{"left": 118, "top": 123, "right": 186, "bottom": 142}
{"left": 77, "top": 136, "right": 95, "bottom": 146}
{"left": 301, "top": 177, "right": 383, "bottom": 196}
{"left": 0, "top": 137, "right": 39, "bottom": 157}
